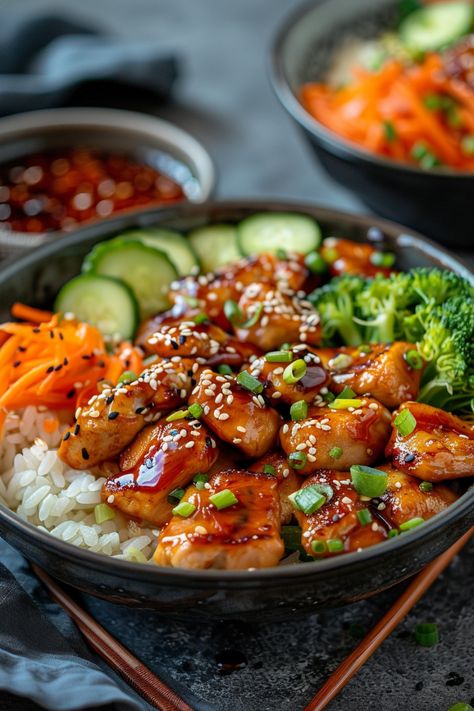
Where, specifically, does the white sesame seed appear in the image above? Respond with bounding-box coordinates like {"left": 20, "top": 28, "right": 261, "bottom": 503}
{"left": 185, "top": 441, "right": 195, "bottom": 448}
{"left": 237, "top": 425, "right": 246, "bottom": 433}
{"left": 219, "top": 413, "right": 230, "bottom": 421}
{"left": 342, "top": 496, "right": 352, "bottom": 505}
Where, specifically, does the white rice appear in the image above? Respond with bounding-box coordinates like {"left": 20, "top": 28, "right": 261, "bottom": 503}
{"left": 0, "top": 407, "right": 158, "bottom": 562}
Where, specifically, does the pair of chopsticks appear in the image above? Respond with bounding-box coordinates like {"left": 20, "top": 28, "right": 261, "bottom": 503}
{"left": 33, "top": 527, "right": 472, "bottom": 711}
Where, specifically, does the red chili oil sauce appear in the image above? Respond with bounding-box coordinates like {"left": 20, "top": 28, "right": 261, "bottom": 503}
{"left": 0, "top": 148, "right": 186, "bottom": 233}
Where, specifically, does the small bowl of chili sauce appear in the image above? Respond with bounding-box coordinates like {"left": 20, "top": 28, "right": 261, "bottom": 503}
{"left": 0, "top": 107, "right": 214, "bottom": 258}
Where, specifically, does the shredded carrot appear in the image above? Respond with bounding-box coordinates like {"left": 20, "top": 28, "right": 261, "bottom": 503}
{"left": 0, "top": 306, "right": 145, "bottom": 426}
{"left": 301, "top": 53, "right": 474, "bottom": 171}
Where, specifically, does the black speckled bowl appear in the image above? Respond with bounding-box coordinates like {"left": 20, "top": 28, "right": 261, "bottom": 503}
{"left": 269, "top": 0, "right": 474, "bottom": 246}
{"left": 0, "top": 200, "right": 472, "bottom": 620}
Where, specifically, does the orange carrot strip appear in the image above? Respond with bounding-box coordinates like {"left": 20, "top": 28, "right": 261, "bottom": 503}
{"left": 11, "top": 303, "right": 53, "bottom": 324}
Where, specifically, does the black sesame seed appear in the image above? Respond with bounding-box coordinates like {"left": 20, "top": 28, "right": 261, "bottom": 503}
{"left": 63, "top": 357, "right": 69, "bottom": 366}
{"left": 46, "top": 366, "right": 54, "bottom": 373}
{"left": 206, "top": 436, "right": 212, "bottom": 448}
{"left": 135, "top": 406, "right": 145, "bottom": 414}
{"left": 63, "top": 431, "right": 71, "bottom": 441}
{"left": 332, "top": 514, "right": 340, "bottom": 523}
{"left": 171, "top": 340, "right": 179, "bottom": 350}
{"left": 170, "top": 429, "right": 179, "bottom": 436}
{"left": 125, "top": 359, "right": 130, "bottom": 368}
{"left": 74, "top": 424, "right": 80, "bottom": 436}
{"left": 67, "top": 389, "right": 76, "bottom": 399}
{"left": 82, "top": 355, "right": 91, "bottom": 360}
{"left": 187, "top": 370, "right": 193, "bottom": 377}
{"left": 404, "top": 453, "right": 415, "bottom": 463}
{"left": 108, "top": 411, "right": 119, "bottom": 420}
{"left": 179, "top": 335, "right": 186, "bottom": 345}
{"left": 13, "top": 360, "right": 21, "bottom": 368}
{"left": 81, "top": 448, "right": 90, "bottom": 460}
{"left": 106, "top": 395, "right": 114, "bottom": 405}
{"left": 33, "top": 328, "right": 40, "bottom": 333}
{"left": 49, "top": 330, "right": 54, "bottom": 339}
{"left": 98, "top": 360, "right": 105, "bottom": 368}
{"left": 18, "top": 346, "right": 26, "bottom": 352}
{"left": 59, "top": 332, "right": 64, "bottom": 341}
{"left": 54, "top": 364, "right": 63, "bottom": 372}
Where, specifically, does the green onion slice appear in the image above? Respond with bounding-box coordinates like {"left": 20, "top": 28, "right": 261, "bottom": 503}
{"left": 311, "top": 540, "right": 327, "bottom": 554}
{"left": 166, "top": 409, "right": 189, "bottom": 422}
{"left": 400, "top": 517, "right": 424, "bottom": 532}
{"left": 167, "top": 487, "right": 185, "bottom": 504}
{"left": 370, "top": 251, "right": 396, "bottom": 268}
{"left": 209, "top": 488, "right": 239, "bottom": 510}
{"left": 404, "top": 349, "right": 423, "bottom": 370}
{"left": 289, "top": 485, "right": 327, "bottom": 515}
{"left": 188, "top": 402, "right": 203, "bottom": 419}
{"left": 193, "top": 312, "right": 209, "bottom": 324}
{"left": 419, "top": 481, "right": 433, "bottom": 493}
{"left": 388, "top": 529, "right": 399, "bottom": 538}
{"left": 172, "top": 500, "right": 196, "bottom": 517}
{"left": 415, "top": 622, "right": 439, "bottom": 647}
{"left": 241, "top": 303, "right": 263, "bottom": 329}
{"left": 330, "top": 353, "right": 353, "bottom": 370}
{"left": 290, "top": 400, "right": 308, "bottom": 421}
{"left": 329, "top": 446, "right": 343, "bottom": 460}
{"left": 327, "top": 538, "right": 344, "bottom": 553}
{"left": 336, "top": 386, "right": 356, "bottom": 399}
{"left": 236, "top": 370, "right": 263, "bottom": 394}
{"left": 350, "top": 465, "right": 388, "bottom": 498}
{"left": 288, "top": 451, "right": 307, "bottom": 470}
{"left": 263, "top": 464, "right": 276, "bottom": 475}
{"left": 224, "top": 299, "right": 243, "bottom": 324}
{"left": 117, "top": 370, "right": 138, "bottom": 385}
{"left": 94, "top": 503, "right": 115, "bottom": 525}
{"left": 357, "top": 508, "right": 372, "bottom": 526}
{"left": 283, "top": 359, "right": 307, "bottom": 384}
{"left": 304, "top": 251, "right": 327, "bottom": 275}
{"left": 193, "top": 473, "right": 209, "bottom": 490}
{"left": 217, "top": 364, "right": 233, "bottom": 375}
{"left": 394, "top": 408, "right": 417, "bottom": 436}
{"left": 329, "top": 398, "right": 363, "bottom": 410}
{"left": 265, "top": 350, "right": 294, "bottom": 363}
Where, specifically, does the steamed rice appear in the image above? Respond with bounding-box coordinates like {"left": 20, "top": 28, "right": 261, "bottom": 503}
{"left": 0, "top": 406, "right": 158, "bottom": 562}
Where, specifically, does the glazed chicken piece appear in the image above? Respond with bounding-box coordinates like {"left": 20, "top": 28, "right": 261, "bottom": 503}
{"left": 188, "top": 368, "right": 281, "bottom": 458}
{"left": 249, "top": 451, "right": 302, "bottom": 524}
{"left": 59, "top": 357, "right": 201, "bottom": 469}
{"left": 233, "top": 282, "right": 321, "bottom": 351}
{"left": 248, "top": 344, "right": 330, "bottom": 405}
{"left": 319, "top": 342, "right": 424, "bottom": 409}
{"left": 154, "top": 469, "right": 284, "bottom": 569}
{"left": 279, "top": 398, "right": 391, "bottom": 474}
{"left": 321, "top": 237, "right": 394, "bottom": 278}
{"left": 169, "top": 253, "right": 309, "bottom": 331}
{"left": 102, "top": 418, "right": 219, "bottom": 526}
{"left": 377, "top": 464, "right": 458, "bottom": 528}
{"left": 386, "top": 401, "right": 474, "bottom": 482}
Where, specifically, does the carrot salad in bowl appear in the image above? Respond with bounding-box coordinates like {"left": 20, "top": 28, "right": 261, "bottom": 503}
{"left": 0, "top": 212, "right": 472, "bottom": 569}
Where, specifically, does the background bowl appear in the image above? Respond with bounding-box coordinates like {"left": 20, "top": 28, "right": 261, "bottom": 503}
{"left": 0, "top": 107, "right": 215, "bottom": 259}
{"left": 269, "top": 0, "right": 474, "bottom": 246}
{"left": 0, "top": 200, "right": 472, "bottom": 620}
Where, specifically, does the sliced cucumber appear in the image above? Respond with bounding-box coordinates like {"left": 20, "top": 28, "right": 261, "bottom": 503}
{"left": 399, "top": 2, "right": 473, "bottom": 53}
{"left": 237, "top": 212, "right": 322, "bottom": 256}
{"left": 188, "top": 224, "right": 241, "bottom": 272}
{"left": 82, "top": 239, "right": 178, "bottom": 318}
{"left": 54, "top": 274, "right": 138, "bottom": 340}
{"left": 118, "top": 228, "right": 199, "bottom": 276}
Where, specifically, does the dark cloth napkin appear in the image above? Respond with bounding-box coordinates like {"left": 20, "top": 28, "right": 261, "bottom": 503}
{"left": 0, "top": 548, "right": 144, "bottom": 711}
{"left": 0, "top": 12, "right": 179, "bottom": 115}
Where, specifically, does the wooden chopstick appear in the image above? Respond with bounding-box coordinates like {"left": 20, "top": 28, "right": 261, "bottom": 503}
{"left": 32, "top": 564, "right": 195, "bottom": 711}
{"left": 304, "top": 527, "right": 473, "bottom": 711}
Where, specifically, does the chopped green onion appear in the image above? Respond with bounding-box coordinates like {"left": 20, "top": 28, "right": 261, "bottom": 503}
{"left": 209, "top": 488, "right": 238, "bottom": 510}
{"left": 281, "top": 525, "right": 303, "bottom": 551}
{"left": 241, "top": 302, "right": 263, "bottom": 328}
{"left": 329, "top": 398, "right": 363, "bottom": 410}
{"left": 411, "top": 141, "right": 429, "bottom": 161}
{"left": 350, "top": 465, "right": 388, "bottom": 498}
{"left": 311, "top": 540, "right": 327, "bottom": 554}
{"left": 280, "top": 342, "right": 292, "bottom": 351}
{"left": 290, "top": 400, "right": 308, "bottom": 421}
{"left": 357, "top": 508, "right": 372, "bottom": 526}
{"left": 117, "top": 370, "right": 137, "bottom": 385}
{"left": 305, "top": 251, "right": 327, "bottom": 274}
{"left": 172, "top": 500, "right": 196, "bottom": 517}
{"left": 188, "top": 402, "right": 203, "bottom": 419}
{"left": 330, "top": 353, "right": 353, "bottom": 370}
{"left": 289, "top": 485, "right": 327, "bottom": 515}
{"left": 370, "top": 251, "right": 396, "bottom": 268}
{"left": 311, "top": 483, "right": 334, "bottom": 502}
{"left": 323, "top": 391, "right": 336, "bottom": 403}
{"left": 461, "top": 134, "right": 474, "bottom": 156}
{"left": 383, "top": 120, "right": 397, "bottom": 142}
{"left": 193, "top": 312, "right": 209, "bottom": 324}
{"left": 236, "top": 370, "right": 263, "bottom": 394}
{"left": 388, "top": 529, "right": 399, "bottom": 538}
{"left": 337, "top": 386, "right": 356, "bottom": 399}
{"left": 423, "top": 93, "right": 445, "bottom": 111}
{"left": 327, "top": 538, "right": 344, "bottom": 553}
{"left": 288, "top": 451, "right": 307, "bottom": 470}
{"left": 415, "top": 622, "right": 439, "bottom": 647}
{"left": 276, "top": 248, "right": 287, "bottom": 260}
{"left": 166, "top": 409, "right": 189, "bottom": 422}
{"left": 167, "top": 487, "right": 185, "bottom": 504}
{"left": 124, "top": 546, "right": 147, "bottom": 563}
{"left": 404, "top": 349, "right": 423, "bottom": 370}
{"left": 322, "top": 246, "right": 339, "bottom": 263}
{"left": 394, "top": 408, "right": 417, "bottom": 436}
{"left": 263, "top": 464, "right": 276, "bottom": 475}
{"left": 265, "top": 350, "right": 294, "bottom": 363}
{"left": 94, "top": 503, "right": 115, "bottom": 525}
{"left": 419, "top": 481, "right": 433, "bottom": 493}
{"left": 193, "top": 473, "right": 208, "bottom": 490}
{"left": 217, "top": 364, "right": 233, "bottom": 375}
{"left": 224, "top": 299, "right": 242, "bottom": 324}
{"left": 181, "top": 295, "right": 199, "bottom": 308}
{"left": 283, "top": 359, "right": 307, "bottom": 384}
{"left": 400, "top": 517, "right": 424, "bottom": 532}
{"left": 329, "top": 446, "right": 343, "bottom": 460}
{"left": 447, "top": 704, "right": 474, "bottom": 711}
{"left": 358, "top": 344, "right": 372, "bottom": 355}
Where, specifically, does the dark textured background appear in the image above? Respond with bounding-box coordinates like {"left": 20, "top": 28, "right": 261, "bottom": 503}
{"left": 0, "top": 0, "right": 472, "bottom": 709}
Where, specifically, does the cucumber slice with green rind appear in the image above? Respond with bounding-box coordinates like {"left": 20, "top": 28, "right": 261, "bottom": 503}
{"left": 118, "top": 228, "right": 199, "bottom": 276}
{"left": 54, "top": 274, "right": 138, "bottom": 340}
{"left": 188, "top": 224, "right": 241, "bottom": 272}
{"left": 82, "top": 239, "right": 178, "bottom": 318}
{"left": 399, "top": 1, "right": 473, "bottom": 53}
{"left": 237, "top": 212, "right": 322, "bottom": 256}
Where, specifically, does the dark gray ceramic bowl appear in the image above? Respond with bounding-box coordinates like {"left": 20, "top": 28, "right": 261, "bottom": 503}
{"left": 269, "top": 0, "right": 474, "bottom": 246}
{"left": 0, "top": 200, "right": 472, "bottom": 621}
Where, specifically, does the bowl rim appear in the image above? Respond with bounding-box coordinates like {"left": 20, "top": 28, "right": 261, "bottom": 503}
{"left": 0, "top": 106, "right": 216, "bottom": 245}
{"left": 269, "top": 0, "right": 474, "bottom": 181}
{"left": 0, "top": 197, "right": 472, "bottom": 587}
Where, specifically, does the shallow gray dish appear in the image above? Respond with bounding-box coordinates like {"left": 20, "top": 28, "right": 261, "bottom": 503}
{"left": 0, "top": 107, "right": 215, "bottom": 259}
{"left": 0, "top": 200, "right": 472, "bottom": 621}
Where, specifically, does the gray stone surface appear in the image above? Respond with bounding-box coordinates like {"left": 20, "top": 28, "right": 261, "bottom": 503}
{"left": 0, "top": 0, "right": 472, "bottom": 709}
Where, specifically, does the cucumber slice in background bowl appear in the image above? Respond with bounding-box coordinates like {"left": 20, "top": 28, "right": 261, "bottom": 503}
{"left": 188, "top": 224, "right": 241, "bottom": 272}
{"left": 399, "top": 1, "right": 474, "bottom": 53}
{"left": 237, "top": 212, "right": 322, "bottom": 256}
{"left": 117, "top": 228, "right": 199, "bottom": 276}
{"left": 82, "top": 238, "right": 178, "bottom": 318}
{"left": 54, "top": 273, "right": 138, "bottom": 341}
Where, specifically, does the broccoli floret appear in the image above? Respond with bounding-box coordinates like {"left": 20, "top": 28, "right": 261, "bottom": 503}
{"left": 309, "top": 275, "right": 366, "bottom": 346}
{"left": 408, "top": 267, "right": 474, "bottom": 306}
{"left": 414, "top": 296, "right": 474, "bottom": 414}
{"left": 354, "top": 272, "right": 413, "bottom": 343}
